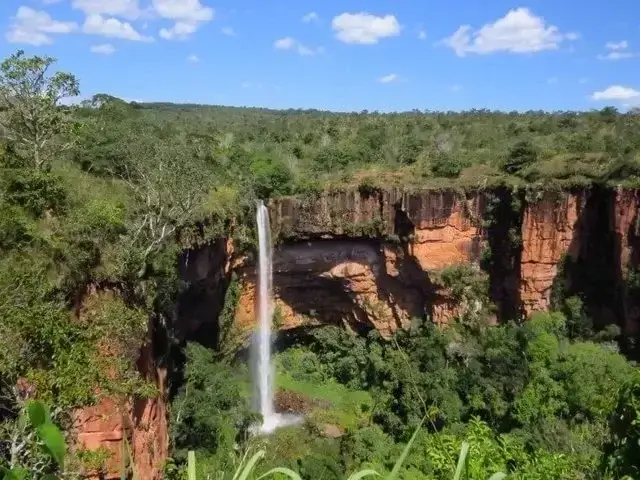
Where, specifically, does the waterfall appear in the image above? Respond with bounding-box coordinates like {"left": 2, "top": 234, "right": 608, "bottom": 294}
{"left": 253, "top": 200, "right": 301, "bottom": 434}
{"left": 255, "top": 200, "right": 276, "bottom": 431}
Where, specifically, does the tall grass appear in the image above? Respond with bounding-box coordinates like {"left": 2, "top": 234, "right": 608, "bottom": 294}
{"left": 185, "top": 418, "right": 508, "bottom": 480}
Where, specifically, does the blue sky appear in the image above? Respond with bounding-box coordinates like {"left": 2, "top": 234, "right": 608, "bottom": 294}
{"left": 1, "top": 0, "right": 639, "bottom": 112}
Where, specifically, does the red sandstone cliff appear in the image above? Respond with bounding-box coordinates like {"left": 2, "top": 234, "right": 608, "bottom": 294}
{"left": 520, "top": 192, "right": 585, "bottom": 315}
{"left": 73, "top": 343, "right": 167, "bottom": 480}
{"left": 236, "top": 190, "right": 485, "bottom": 336}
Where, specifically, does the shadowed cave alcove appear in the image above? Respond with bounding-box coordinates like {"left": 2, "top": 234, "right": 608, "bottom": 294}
{"left": 484, "top": 187, "right": 525, "bottom": 323}
{"left": 550, "top": 186, "right": 632, "bottom": 346}
{"left": 271, "top": 237, "right": 437, "bottom": 334}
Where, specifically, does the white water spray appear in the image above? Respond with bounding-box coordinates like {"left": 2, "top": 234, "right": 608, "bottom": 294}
{"left": 253, "top": 200, "right": 300, "bottom": 434}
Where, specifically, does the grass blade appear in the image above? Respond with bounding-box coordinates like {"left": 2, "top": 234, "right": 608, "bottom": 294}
{"left": 453, "top": 441, "right": 470, "bottom": 480}
{"left": 488, "top": 473, "right": 507, "bottom": 480}
{"left": 388, "top": 416, "right": 426, "bottom": 480}
{"left": 236, "top": 450, "right": 266, "bottom": 480}
{"left": 346, "top": 468, "right": 382, "bottom": 480}
{"left": 232, "top": 449, "right": 253, "bottom": 480}
{"left": 257, "top": 467, "right": 304, "bottom": 480}
{"left": 187, "top": 451, "right": 196, "bottom": 480}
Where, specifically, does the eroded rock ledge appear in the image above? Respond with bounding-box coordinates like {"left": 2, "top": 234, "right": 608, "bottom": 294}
{"left": 233, "top": 186, "right": 640, "bottom": 337}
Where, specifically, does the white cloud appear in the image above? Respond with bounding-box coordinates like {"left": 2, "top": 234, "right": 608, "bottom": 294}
{"left": 547, "top": 76, "right": 559, "bottom": 85}
{"left": 597, "top": 51, "right": 634, "bottom": 61}
{"left": 221, "top": 26, "right": 235, "bottom": 36}
{"left": 450, "top": 84, "right": 463, "bottom": 92}
{"left": 159, "top": 21, "right": 196, "bottom": 39}
{"left": 443, "top": 8, "right": 576, "bottom": 56}
{"left": 6, "top": 6, "right": 77, "bottom": 46}
{"left": 418, "top": 30, "right": 426, "bottom": 40}
{"left": 72, "top": 0, "right": 141, "bottom": 19}
{"left": 332, "top": 12, "right": 400, "bottom": 44}
{"left": 187, "top": 54, "right": 199, "bottom": 62}
{"left": 597, "top": 40, "right": 634, "bottom": 61}
{"left": 83, "top": 13, "right": 153, "bottom": 41}
{"left": 606, "top": 40, "right": 628, "bottom": 50}
{"left": 591, "top": 85, "right": 640, "bottom": 101}
{"left": 378, "top": 73, "right": 398, "bottom": 83}
{"left": 274, "top": 37, "right": 295, "bottom": 49}
{"left": 274, "top": 37, "right": 323, "bottom": 56}
{"left": 152, "top": 0, "right": 213, "bottom": 22}
{"left": 90, "top": 43, "right": 115, "bottom": 54}
{"left": 153, "top": 0, "right": 214, "bottom": 40}
{"left": 302, "top": 12, "right": 319, "bottom": 23}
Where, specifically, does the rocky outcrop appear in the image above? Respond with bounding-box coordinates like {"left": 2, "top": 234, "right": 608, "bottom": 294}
{"left": 237, "top": 186, "right": 640, "bottom": 336}
{"left": 614, "top": 188, "right": 640, "bottom": 335}
{"left": 520, "top": 192, "right": 584, "bottom": 315}
{"left": 73, "top": 339, "right": 167, "bottom": 480}
{"left": 236, "top": 190, "right": 485, "bottom": 336}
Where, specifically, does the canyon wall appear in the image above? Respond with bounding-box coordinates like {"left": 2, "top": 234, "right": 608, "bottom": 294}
{"left": 235, "top": 189, "right": 486, "bottom": 336}
{"left": 73, "top": 342, "right": 167, "bottom": 480}
{"left": 235, "top": 186, "right": 640, "bottom": 337}
{"left": 519, "top": 191, "right": 585, "bottom": 315}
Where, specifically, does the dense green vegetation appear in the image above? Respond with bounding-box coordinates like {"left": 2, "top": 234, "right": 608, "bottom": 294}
{"left": 170, "top": 314, "right": 640, "bottom": 479}
{"left": 0, "top": 48, "right": 639, "bottom": 479}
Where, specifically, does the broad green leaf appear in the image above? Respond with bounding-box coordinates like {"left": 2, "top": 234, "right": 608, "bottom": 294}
{"left": 388, "top": 416, "right": 426, "bottom": 480}
{"left": 237, "top": 450, "right": 266, "bottom": 480}
{"left": 4, "top": 467, "right": 29, "bottom": 480}
{"left": 453, "top": 441, "right": 470, "bottom": 480}
{"left": 346, "top": 468, "right": 382, "bottom": 480}
{"left": 257, "top": 467, "right": 303, "bottom": 480}
{"left": 26, "top": 400, "right": 48, "bottom": 428}
{"left": 37, "top": 422, "right": 66, "bottom": 468}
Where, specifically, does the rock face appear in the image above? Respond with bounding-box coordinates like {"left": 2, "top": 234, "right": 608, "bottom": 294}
{"left": 236, "top": 190, "right": 485, "bottom": 336}
{"left": 236, "top": 186, "right": 640, "bottom": 336}
{"left": 73, "top": 340, "right": 167, "bottom": 480}
{"left": 520, "top": 192, "right": 584, "bottom": 315}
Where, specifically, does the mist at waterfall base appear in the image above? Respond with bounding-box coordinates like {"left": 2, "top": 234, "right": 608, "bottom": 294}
{"left": 250, "top": 200, "right": 302, "bottom": 435}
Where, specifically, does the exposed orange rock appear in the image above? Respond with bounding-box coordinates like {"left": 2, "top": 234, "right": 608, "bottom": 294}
{"left": 73, "top": 340, "right": 167, "bottom": 480}
{"left": 614, "top": 188, "right": 640, "bottom": 335}
{"left": 520, "top": 192, "right": 584, "bottom": 316}
{"left": 72, "top": 290, "right": 167, "bottom": 480}
{"left": 237, "top": 190, "right": 484, "bottom": 336}
{"left": 73, "top": 186, "right": 640, "bottom": 477}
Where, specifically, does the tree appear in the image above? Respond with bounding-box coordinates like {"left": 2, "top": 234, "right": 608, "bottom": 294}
{"left": 118, "top": 135, "right": 214, "bottom": 272}
{"left": 502, "top": 140, "right": 538, "bottom": 175}
{"left": 0, "top": 50, "right": 79, "bottom": 170}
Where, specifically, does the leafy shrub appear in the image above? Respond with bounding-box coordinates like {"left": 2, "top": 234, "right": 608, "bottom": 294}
{"left": 431, "top": 153, "right": 467, "bottom": 178}
{"left": 249, "top": 156, "right": 295, "bottom": 199}
{"left": 502, "top": 140, "right": 538, "bottom": 175}
{"left": 3, "top": 169, "right": 67, "bottom": 216}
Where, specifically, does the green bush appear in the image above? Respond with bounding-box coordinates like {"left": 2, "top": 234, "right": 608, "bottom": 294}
{"left": 3, "top": 169, "right": 67, "bottom": 216}
{"left": 502, "top": 140, "right": 538, "bottom": 175}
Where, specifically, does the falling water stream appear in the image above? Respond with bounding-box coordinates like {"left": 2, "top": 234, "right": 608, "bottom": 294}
{"left": 253, "top": 200, "right": 300, "bottom": 434}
